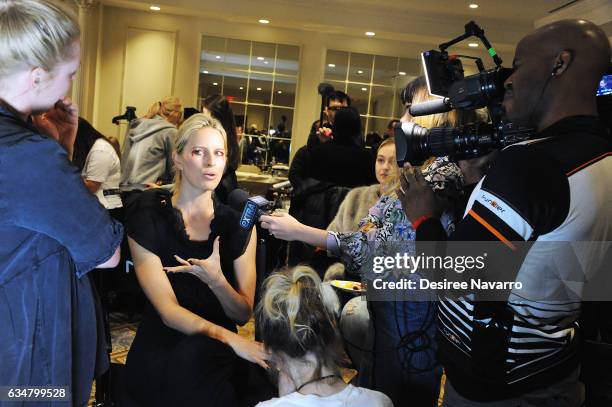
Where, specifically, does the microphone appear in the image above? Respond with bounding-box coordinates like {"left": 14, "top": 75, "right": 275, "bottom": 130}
{"left": 409, "top": 97, "right": 452, "bottom": 116}
{"left": 228, "top": 189, "right": 276, "bottom": 230}
{"left": 318, "top": 83, "right": 335, "bottom": 96}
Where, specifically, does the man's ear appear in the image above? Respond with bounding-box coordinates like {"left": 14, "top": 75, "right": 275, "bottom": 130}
{"left": 551, "top": 50, "right": 573, "bottom": 76}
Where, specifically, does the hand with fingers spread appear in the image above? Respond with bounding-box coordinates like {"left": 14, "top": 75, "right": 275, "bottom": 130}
{"left": 226, "top": 333, "right": 270, "bottom": 369}
{"left": 32, "top": 97, "right": 79, "bottom": 159}
{"left": 164, "top": 237, "right": 225, "bottom": 288}
{"left": 259, "top": 212, "right": 303, "bottom": 241}
{"left": 396, "top": 162, "right": 443, "bottom": 223}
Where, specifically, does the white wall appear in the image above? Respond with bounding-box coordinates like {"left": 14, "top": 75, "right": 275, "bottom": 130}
{"left": 90, "top": 5, "right": 471, "bottom": 158}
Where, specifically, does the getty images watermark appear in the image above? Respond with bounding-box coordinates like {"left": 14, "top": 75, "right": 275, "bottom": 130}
{"left": 370, "top": 252, "right": 523, "bottom": 291}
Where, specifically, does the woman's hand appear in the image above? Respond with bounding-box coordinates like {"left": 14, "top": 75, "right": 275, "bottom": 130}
{"left": 164, "top": 237, "right": 225, "bottom": 288}
{"left": 32, "top": 98, "right": 79, "bottom": 158}
{"left": 226, "top": 333, "right": 270, "bottom": 369}
{"left": 259, "top": 212, "right": 303, "bottom": 241}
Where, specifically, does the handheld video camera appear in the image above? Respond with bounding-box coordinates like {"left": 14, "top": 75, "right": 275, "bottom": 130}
{"left": 395, "top": 21, "right": 534, "bottom": 166}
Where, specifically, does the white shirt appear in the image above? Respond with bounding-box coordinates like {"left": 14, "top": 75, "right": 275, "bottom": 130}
{"left": 82, "top": 138, "right": 122, "bottom": 209}
{"left": 256, "top": 384, "right": 393, "bottom": 407}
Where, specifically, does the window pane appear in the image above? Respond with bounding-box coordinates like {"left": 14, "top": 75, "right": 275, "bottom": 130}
{"left": 348, "top": 53, "right": 373, "bottom": 83}
{"left": 245, "top": 105, "right": 270, "bottom": 136}
{"left": 398, "top": 57, "right": 422, "bottom": 78}
{"left": 276, "top": 45, "right": 299, "bottom": 76}
{"left": 373, "top": 55, "right": 398, "bottom": 86}
{"left": 325, "top": 50, "right": 349, "bottom": 81}
{"left": 230, "top": 102, "right": 246, "bottom": 129}
{"left": 270, "top": 108, "right": 293, "bottom": 138}
{"left": 367, "top": 117, "right": 394, "bottom": 138}
{"left": 273, "top": 76, "right": 296, "bottom": 107}
{"left": 248, "top": 73, "right": 273, "bottom": 104}
{"left": 225, "top": 38, "right": 250, "bottom": 72}
{"left": 199, "top": 72, "right": 223, "bottom": 100}
{"left": 347, "top": 83, "right": 370, "bottom": 115}
{"left": 369, "top": 85, "right": 395, "bottom": 118}
{"left": 360, "top": 116, "right": 367, "bottom": 140}
{"left": 269, "top": 108, "right": 293, "bottom": 164}
{"left": 252, "top": 42, "right": 275, "bottom": 74}
{"left": 222, "top": 74, "right": 248, "bottom": 102}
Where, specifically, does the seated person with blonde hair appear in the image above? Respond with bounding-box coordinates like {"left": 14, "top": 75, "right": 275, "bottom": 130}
{"left": 256, "top": 266, "right": 393, "bottom": 406}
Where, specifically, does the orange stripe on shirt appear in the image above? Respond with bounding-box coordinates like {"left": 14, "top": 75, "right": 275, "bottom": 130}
{"left": 566, "top": 152, "right": 611, "bottom": 177}
{"left": 468, "top": 209, "right": 517, "bottom": 250}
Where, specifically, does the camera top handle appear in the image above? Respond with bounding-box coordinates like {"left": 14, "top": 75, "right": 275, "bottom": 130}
{"left": 439, "top": 21, "right": 503, "bottom": 70}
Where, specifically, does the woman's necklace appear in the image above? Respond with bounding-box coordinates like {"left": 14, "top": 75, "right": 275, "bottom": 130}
{"left": 295, "top": 374, "right": 341, "bottom": 393}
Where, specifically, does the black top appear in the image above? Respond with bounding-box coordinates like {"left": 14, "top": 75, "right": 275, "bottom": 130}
{"left": 125, "top": 189, "right": 252, "bottom": 330}
{"left": 214, "top": 169, "right": 238, "bottom": 204}
{"left": 289, "top": 142, "right": 376, "bottom": 190}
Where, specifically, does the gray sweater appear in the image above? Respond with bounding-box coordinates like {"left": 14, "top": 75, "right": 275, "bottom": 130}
{"left": 120, "top": 116, "right": 177, "bottom": 191}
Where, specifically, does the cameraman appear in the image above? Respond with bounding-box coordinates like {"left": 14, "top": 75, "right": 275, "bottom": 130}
{"left": 398, "top": 19, "right": 611, "bottom": 406}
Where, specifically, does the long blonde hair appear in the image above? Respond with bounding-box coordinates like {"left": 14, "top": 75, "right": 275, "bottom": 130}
{"left": 256, "top": 266, "right": 344, "bottom": 378}
{"left": 172, "top": 113, "right": 227, "bottom": 194}
{"left": 144, "top": 96, "right": 183, "bottom": 125}
{"left": 0, "top": 0, "right": 79, "bottom": 81}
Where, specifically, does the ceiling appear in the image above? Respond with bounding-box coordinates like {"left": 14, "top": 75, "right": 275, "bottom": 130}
{"left": 102, "top": 0, "right": 581, "bottom": 62}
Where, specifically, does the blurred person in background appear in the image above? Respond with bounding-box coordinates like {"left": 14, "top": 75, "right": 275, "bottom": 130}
{"left": 120, "top": 96, "right": 182, "bottom": 195}
{"left": 203, "top": 94, "right": 240, "bottom": 204}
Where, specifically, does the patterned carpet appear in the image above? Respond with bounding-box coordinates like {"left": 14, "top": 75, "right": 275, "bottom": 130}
{"left": 89, "top": 313, "right": 442, "bottom": 406}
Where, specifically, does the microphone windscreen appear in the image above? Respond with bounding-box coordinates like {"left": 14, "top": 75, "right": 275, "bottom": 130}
{"left": 409, "top": 98, "right": 451, "bottom": 116}
{"left": 228, "top": 188, "right": 250, "bottom": 212}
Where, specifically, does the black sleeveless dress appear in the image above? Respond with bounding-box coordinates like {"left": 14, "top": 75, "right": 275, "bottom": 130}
{"left": 124, "top": 189, "right": 252, "bottom": 406}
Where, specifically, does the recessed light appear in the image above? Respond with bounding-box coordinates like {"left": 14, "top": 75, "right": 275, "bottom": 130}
{"left": 365, "top": 31, "right": 376, "bottom": 37}
{"left": 258, "top": 19, "right": 270, "bottom": 24}
{"left": 201, "top": 70, "right": 208, "bottom": 74}
{"left": 257, "top": 56, "right": 265, "bottom": 61}
{"left": 328, "top": 63, "right": 336, "bottom": 68}
{"left": 239, "top": 86, "right": 244, "bottom": 90}
{"left": 215, "top": 55, "right": 221, "bottom": 59}
{"left": 150, "top": 5, "right": 160, "bottom": 11}
{"left": 357, "top": 70, "right": 363, "bottom": 74}
{"left": 257, "top": 87, "right": 262, "bottom": 91}
{"left": 264, "top": 61, "right": 269, "bottom": 64}
{"left": 468, "top": 42, "right": 479, "bottom": 48}
{"left": 277, "top": 90, "right": 282, "bottom": 94}
{"left": 361, "top": 87, "right": 367, "bottom": 91}
{"left": 212, "top": 82, "right": 218, "bottom": 85}
{"left": 469, "top": 4, "right": 479, "bottom": 9}
{"left": 399, "top": 71, "right": 406, "bottom": 76}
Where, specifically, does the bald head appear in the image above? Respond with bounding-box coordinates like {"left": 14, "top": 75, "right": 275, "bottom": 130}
{"left": 503, "top": 19, "right": 611, "bottom": 130}
{"left": 528, "top": 19, "right": 609, "bottom": 83}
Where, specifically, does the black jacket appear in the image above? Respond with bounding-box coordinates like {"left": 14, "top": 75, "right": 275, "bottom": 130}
{"left": 289, "top": 142, "right": 376, "bottom": 191}
{"left": 287, "top": 177, "right": 350, "bottom": 267}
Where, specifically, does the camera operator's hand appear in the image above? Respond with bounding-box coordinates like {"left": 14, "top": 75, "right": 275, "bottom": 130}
{"left": 397, "top": 163, "right": 444, "bottom": 223}
{"left": 164, "top": 237, "right": 225, "bottom": 288}
{"left": 32, "top": 97, "right": 78, "bottom": 160}
{"left": 259, "top": 212, "right": 303, "bottom": 241}
{"left": 458, "top": 151, "right": 499, "bottom": 185}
